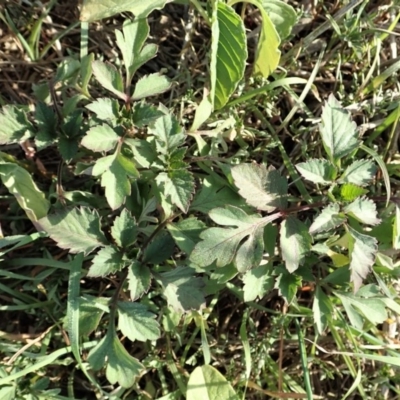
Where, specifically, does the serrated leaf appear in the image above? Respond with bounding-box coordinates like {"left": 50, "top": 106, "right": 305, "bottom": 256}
{"left": 167, "top": 217, "right": 206, "bottom": 254}
{"left": 339, "top": 183, "right": 368, "bottom": 201}
{"left": 159, "top": 266, "right": 205, "bottom": 312}
{"left": 132, "top": 102, "right": 165, "bottom": 127}
{"left": 211, "top": 2, "right": 247, "bottom": 109}
{"left": 92, "top": 60, "right": 126, "bottom": 100}
{"left": 35, "top": 102, "right": 58, "bottom": 150}
{"left": 142, "top": 230, "right": 175, "bottom": 265}
{"left": 254, "top": 5, "right": 281, "bottom": 78}
{"left": 85, "top": 98, "right": 119, "bottom": 121}
{"left": 156, "top": 169, "right": 195, "bottom": 213}
{"left": 242, "top": 263, "right": 274, "bottom": 302}
{"left": 313, "top": 286, "right": 332, "bottom": 334}
{"left": 339, "top": 159, "right": 377, "bottom": 186}
{"left": 118, "top": 301, "right": 160, "bottom": 342}
{"left": 348, "top": 226, "right": 378, "bottom": 293}
{"left": 296, "top": 159, "right": 336, "bottom": 184}
{"left": 37, "top": 207, "right": 106, "bottom": 254}
{"left": 127, "top": 262, "right": 151, "bottom": 300}
{"left": 309, "top": 203, "right": 346, "bottom": 234}
{"left": 275, "top": 266, "right": 301, "bottom": 304}
{"left": 191, "top": 206, "right": 275, "bottom": 272}
{"left": 232, "top": 163, "right": 287, "bottom": 212}
{"left": 88, "top": 246, "right": 124, "bottom": 277}
{"left": 111, "top": 208, "right": 138, "bottom": 248}
{"left": 280, "top": 216, "right": 311, "bottom": 273}
{"left": 320, "top": 94, "right": 359, "bottom": 162}
{"left": 132, "top": 73, "right": 172, "bottom": 100}
{"left": 344, "top": 197, "right": 381, "bottom": 226}
{"left": 124, "top": 138, "right": 157, "bottom": 168}
{"left": 88, "top": 328, "right": 143, "bottom": 388}
{"left": 0, "top": 161, "right": 50, "bottom": 221}
{"left": 81, "top": 124, "right": 119, "bottom": 152}
{"left": 0, "top": 105, "right": 33, "bottom": 144}
{"left": 261, "top": 0, "right": 297, "bottom": 39}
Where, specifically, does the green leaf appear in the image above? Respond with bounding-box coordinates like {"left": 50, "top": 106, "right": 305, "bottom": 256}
{"left": 80, "top": 0, "right": 168, "bottom": 21}
{"left": 211, "top": 2, "right": 247, "bottom": 109}
{"left": 320, "top": 94, "right": 359, "bottom": 162}
{"left": 348, "top": 226, "right": 378, "bottom": 292}
{"left": 88, "top": 245, "right": 124, "bottom": 277}
{"left": 338, "top": 183, "right": 368, "bottom": 201}
{"left": 309, "top": 203, "right": 346, "bottom": 234}
{"left": 92, "top": 60, "right": 126, "bottom": 100}
{"left": 242, "top": 263, "right": 274, "bottom": 302}
{"left": 111, "top": 208, "right": 138, "bottom": 248}
{"left": 132, "top": 73, "right": 172, "bottom": 100}
{"left": 85, "top": 98, "right": 120, "bottom": 121}
{"left": 76, "top": 296, "right": 106, "bottom": 337}
{"left": 88, "top": 328, "right": 143, "bottom": 388}
{"left": 344, "top": 197, "right": 381, "bottom": 226}
{"left": 81, "top": 123, "right": 120, "bottom": 152}
{"left": 167, "top": 217, "right": 206, "bottom": 254}
{"left": 296, "top": 159, "right": 336, "bottom": 184}
{"left": 127, "top": 262, "right": 151, "bottom": 300}
{"left": 143, "top": 230, "right": 175, "bottom": 265}
{"left": 131, "top": 102, "right": 165, "bottom": 127}
{"left": 261, "top": 0, "right": 297, "bottom": 39}
{"left": 37, "top": 207, "right": 106, "bottom": 254}
{"left": 191, "top": 206, "right": 274, "bottom": 272}
{"left": 125, "top": 138, "right": 157, "bottom": 168}
{"left": 0, "top": 161, "right": 50, "bottom": 221}
{"left": 275, "top": 266, "right": 301, "bottom": 304}
{"left": 187, "top": 365, "right": 239, "bottom": 400}
{"left": 393, "top": 204, "right": 400, "bottom": 250}
{"left": 313, "top": 286, "right": 332, "bottom": 334}
{"left": 232, "top": 163, "right": 287, "bottom": 211}
{"left": 339, "top": 159, "right": 377, "bottom": 186}
{"left": 118, "top": 301, "right": 160, "bottom": 342}
{"left": 254, "top": 4, "right": 281, "bottom": 78}
{"left": 0, "top": 105, "right": 33, "bottom": 144}
{"left": 159, "top": 266, "right": 205, "bottom": 312}
{"left": 35, "top": 102, "right": 58, "bottom": 150}
{"left": 156, "top": 169, "right": 195, "bottom": 213}
{"left": 280, "top": 217, "right": 312, "bottom": 273}
{"left": 0, "top": 386, "right": 16, "bottom": 400}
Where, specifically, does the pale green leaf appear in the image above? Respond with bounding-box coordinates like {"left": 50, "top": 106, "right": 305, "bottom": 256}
{"left": 0, "top": 105, "right": 33, "bottom": 144}
{"left": 80, "top": 0, "right": 167, "bottom": 21}
{"left": 0, "top": 161, "right": 49, "bottom": 221}
{"left": 131, "top": 102, "right": 165, "bottom": 127}
{"left": 339, "top": 183, "right": 368, "bottom": 202}
{"left": 85, "top": 98, "right": 119, "bottom": 121}
{"left": 88, "top": 246, "right": 124, "bottom": 277}
{"left": 111, "top": 208, "right": 138, "bottom": 248}
{"left": 232, "top": 163, "right": 287, "bottom": 211}
{"left": 261, "top": 0, "right": 297, "bottom": 39}
{"left": 187, "top": 365, "right": 239, "bottom": 400}
{"left": 37, "top": 207, "right": 106, "bottom": 254}
{"left": 190, "top": 96, "right": 213, "bottom": 132}
{"left": 280, "top": 216, "right": 311, "bottom": 273}
{"left": 296, "top": 159, "right": 336, "bottom": 184}
{"left": 118, "top": 301, "right": 160, "bottom": 342}
{"left": 76, "top": 296, "right": 106, "bottom": 337}
{"left": 132, "top": 73, "right": 172, "bottom": 100}
{"left": 344, "top": 197, "right": 381, "bottom": 226}
{"left": 339, "top": 159, "right": 377, "bottom": 186}
{"left": 92, "top": 60, "right": 126, "bottom": 100}
{"left": 242, "top": 263, "right": 274, "bottom": 302}
{"left": 81, "top": 123, "right": 119, "bottom": 152}
{"left": 309, "top": 203, "right": 346, "bottom": 234}
{"left": 320, "top": 94, "right": 359, "bottom": 162}
{"left": 167, "top": 217, "right": 206, "bottom": 254}
{"left": 211, "top": 3, "right": 247, "bottom": 109}
{"left": 125, "top": 138, "right": 156, "bottom": 168}
{"left": 348, "top": 226, "right": 378, "bottom": 293}
{"left": 127, "top": 262, "right": 151, "bottom": 300}
{"left": 313, "top": 286, "right": 332, "bottom": 334}
{"left": 393, "top": 204, "right": 400, "bottom": 249}
{"left": 0, "top": 386, "right": 15, "bottom": 400}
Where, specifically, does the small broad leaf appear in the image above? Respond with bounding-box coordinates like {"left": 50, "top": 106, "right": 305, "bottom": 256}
{"left": 275, "top": 266, "right": 301, "bottom": 304}
{"left": 118, "top": 301, "right": 160, "bottom": 342}
{"left": 338, "top": 183, "right": 368, "bottom": 201}
{"left": 111, "top": 208, "right": 138, "bottom": 248}
{"left": 242, "top": 263, "right": 274, "bottom": 302}
{"left": 313, "top": 286, "right": 333, "bottom": 334}
{"left": 35, "top": 102, "right": 58, "bottom": 150}
{"left": 187, "top": 365, "right": 239, "bottom": 400}
{"left": 232, "top": 163, "right": 287, "bottom": 212}
{"left": 88, "top": 246, "right": 124, "bottom": 277}
{"left": 132, "top": 73, "right": 172, "bottom": 100}
{"left": 320, "top": 94, "right": 359, "bottom": 162}
{"left": 142, "top": 230, "right": 175, "bottom": 265}
{"left": 344, "top": 197, "right": 381, "bottom": 226}
{"left": 296, "top": 159, "right": 336, "bottom": 184}
{"left": 88, "top": 328, "right": 143, "bottom": 388}
{"left": 309, "top": 203, "right": 346, "bottom": 234}
{"left": 0, "top": 105, "right": 33, "bottom": 144}
{"left": 191, "top": 206, "right": 276, "bottom": 272}
{"left": 75, "top": 296, "right": 106, "bottom": 337}
{"left": 131, "top": 102, "right": 165, "bottom": 127}
{"left": 85, "top": 98, "right": 119, "bottom": 121}
{"left": 81, "top": 124, "right": 120, "bottom": 152}
{"left": 127, "top": 262, "right": 151, "bottom": 300}
{"left": 0, "top": 161, "right": 49, "bottom": 221}
{"left": 37, "top": 207, "right": 106, "bottom": 254}
{"left": 211, "top": 2, "right": 247, "bottom": 109}
{"left": 125, "top": 138, "right": 157, "bottom": 168}
{"left": 348, "top": 226, "right": 378, "bottom": 293}
{"left": 167, "top": 217, "right": 206, "bottom": 254}
{"left": 339, "top": 159, "right": 377, "bottom": 186}
{"left": 280, "top": 216, "right": 312, "bottom": 273}
{"left": 92, "top": 60, "right": 126, "bottom": 100}
{"left": 261, "top": 0, "right": 297, "bottom": 39}
{"left": 159, "top": 266, "right": 206, "bottom": 312}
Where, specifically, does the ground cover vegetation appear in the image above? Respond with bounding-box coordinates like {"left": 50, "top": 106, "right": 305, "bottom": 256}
{"left": 0, "top": 0, "right": 400, "bottom": 398}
